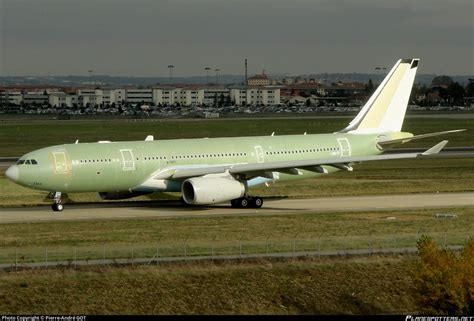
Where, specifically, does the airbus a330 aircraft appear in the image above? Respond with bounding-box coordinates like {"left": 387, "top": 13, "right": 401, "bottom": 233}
{"left": 5, "top": 58, "right": 464, "bottom": 212}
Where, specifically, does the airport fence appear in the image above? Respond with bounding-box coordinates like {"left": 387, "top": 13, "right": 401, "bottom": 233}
{"left": 0, "top": 230, "right": 472, "bottom": 271}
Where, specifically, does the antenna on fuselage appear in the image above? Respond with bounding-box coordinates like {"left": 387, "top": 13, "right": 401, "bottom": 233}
{"left": 271, "top": 132, "right": 275, "bottom": 136}
{"left": 145, "top": 135, "right": 154, "bottom": 141}
{"left": 75, "top": 140, "right": 79, "bottom": 144}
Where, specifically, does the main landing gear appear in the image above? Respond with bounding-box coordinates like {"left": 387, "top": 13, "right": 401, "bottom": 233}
{"left": 50, "top": 192, "right": 64, "bottom": 212}
{"left": 230, "top": 196, "right": 263, "bottom": 209}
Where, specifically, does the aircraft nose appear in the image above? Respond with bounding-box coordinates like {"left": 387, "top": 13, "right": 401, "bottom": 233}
{"left": 5, "top": 164, "right": 19, "bottom": 182}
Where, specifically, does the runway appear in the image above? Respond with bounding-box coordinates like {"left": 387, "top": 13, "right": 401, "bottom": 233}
{"left": 1, "top": 192, "right": 473, "bottom": 224}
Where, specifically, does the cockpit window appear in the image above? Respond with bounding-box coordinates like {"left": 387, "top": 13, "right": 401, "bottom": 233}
{"left": 16, "top": 159, "right": 38, "bottom": 165}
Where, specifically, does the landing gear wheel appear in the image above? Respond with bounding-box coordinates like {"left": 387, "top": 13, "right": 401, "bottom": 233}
{"left": 231, "top": 196, "right": 264, "bottom": 209}
{"left": 50, "top": 191, "right": 64, "bottom": 212}
{"left": 52, "top": 203, "right": 63, "bottom": 212}
{"left": 253, "top": 197, "right": 263, "bottom": 208}
{"left": 239, "top": 198, "right": 249, "bottom": 208}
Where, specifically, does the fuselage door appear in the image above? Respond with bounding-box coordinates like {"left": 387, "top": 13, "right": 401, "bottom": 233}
{"left": 53, "top": 151, "right": 69, "bottom": 174}
{"left": 337, "top": 138, "right": 351, "bottom": 157}
{"left": 120, "top": 149, "right": 136, "bottom": 171}
{"left": 254, "top": 146, "right": 264, "bottom": 163}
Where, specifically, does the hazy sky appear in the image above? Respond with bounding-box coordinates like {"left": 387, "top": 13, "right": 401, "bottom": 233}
{"left": 1, "top": 0, "right": 472, "bottom": 76}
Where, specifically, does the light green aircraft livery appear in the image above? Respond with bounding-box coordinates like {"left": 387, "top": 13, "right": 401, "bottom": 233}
{"left": 5, "top": 59, "right": 464, "bottom": 211}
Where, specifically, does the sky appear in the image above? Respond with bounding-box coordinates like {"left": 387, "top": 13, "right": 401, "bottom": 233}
{"left": 0, "top": 0, "right": 472, "bottom": 77}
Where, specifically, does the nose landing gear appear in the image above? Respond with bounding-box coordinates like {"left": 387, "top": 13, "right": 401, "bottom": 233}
{"left": 49, "top": 192, "right": 64, "bottom": 212}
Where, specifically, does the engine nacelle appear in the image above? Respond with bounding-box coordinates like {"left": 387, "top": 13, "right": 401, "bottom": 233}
{"left": 182, "top": 177, "right": 245, "bottom": 205}
{"left": 98, "top": 191, "right": 151, "bottom": 200}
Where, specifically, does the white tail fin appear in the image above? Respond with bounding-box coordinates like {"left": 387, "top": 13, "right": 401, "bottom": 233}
{"left": 341, "top": 58, "right": 419, "bottom": 134}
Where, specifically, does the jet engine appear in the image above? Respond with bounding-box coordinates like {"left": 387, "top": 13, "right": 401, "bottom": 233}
{"left": 181, "top": 177, "right": 245, "bottom": 205}
{"left": 98, "top": 191, "right": 151, "bottom": 200}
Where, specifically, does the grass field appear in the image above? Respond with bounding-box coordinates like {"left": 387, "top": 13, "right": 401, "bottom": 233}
{"left": 0, "top": 256, "right": 420, "bottom": 314}
{"left": 0, "top": 207, "right": 471, "bottom": 265}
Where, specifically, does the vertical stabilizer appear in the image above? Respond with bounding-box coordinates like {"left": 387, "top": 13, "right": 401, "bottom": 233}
{"left": 341, "top": 58, "right": 419, "bottom": 134}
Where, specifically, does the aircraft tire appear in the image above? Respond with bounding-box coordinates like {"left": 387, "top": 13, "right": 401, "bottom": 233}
{"left": 253, "top": 197, "right": 263, "bottom": 208}
{"left": 239, "top": 198, "right": 249, "bottom": 208}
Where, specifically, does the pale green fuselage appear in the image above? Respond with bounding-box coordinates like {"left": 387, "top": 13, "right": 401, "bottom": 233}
{"left": 14, "top": 133, "right": 382, "bottom": 193}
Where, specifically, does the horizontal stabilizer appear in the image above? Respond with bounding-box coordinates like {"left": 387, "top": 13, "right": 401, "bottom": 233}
{"left": 421, "top": 140, "right": 448, "bottom": 156}
{"left": 378, "top": 129, "right": 464, "bottom": 149}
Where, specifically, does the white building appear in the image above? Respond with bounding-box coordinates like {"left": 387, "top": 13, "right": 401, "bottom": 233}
{"left": 23, "top": 92, "right": 49, "bottom": 105}
{"left": 0, "top": 91, "right": 23, "bottom": 105}
{"left": 153, "top": 87, "right": 204, "bottom": 106}
{"left": 80, "top": 94, "right": 96, "bottom": 107}
{"left": 153, "top": 87, "right": 175, "bottom": 105}
{"left": 49, "top": 92, "right": 67, "bottom": 107}
{"left": 230, "top": 86, "right": 280, "bottom": 106}
{"left": 113, "top": 89, "right": 126, "bottom": 104}
{"left": 2, "top": 85, "right": 281, "bottom": 108}
{"left": 94, "top": 89, "right": 113, "bottom": 105}
{"left": 126, "top": 89, "right": 153, "bottom": 105}
{"left": 203, "top": 88, "right": 230, "bottom": 107}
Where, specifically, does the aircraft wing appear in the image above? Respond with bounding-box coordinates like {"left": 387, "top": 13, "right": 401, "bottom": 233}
{"left": 153, "top": 140, "right": 449, "bottom": 181}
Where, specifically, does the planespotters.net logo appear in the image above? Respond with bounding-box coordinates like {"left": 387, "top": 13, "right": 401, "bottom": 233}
{"left": 406, "top": 316, "right": 474, "bottom": 321}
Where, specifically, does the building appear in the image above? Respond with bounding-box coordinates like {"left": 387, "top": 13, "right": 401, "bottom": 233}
{"left": 23, "top": 92, "right": 49, "bottom": 105}
{"left": 94, "top": 89, "right": 113, "bottom": 105}
{"left": 1, "top": 84, "right": 281, "bottom": 108}
{"left": 113, "top": 89, "right": 126, "bottom": 104}
{"left": 203, "top": 88, "right": 230, "bottom": 106}
{"left": 230, "top": 86, "right": 280, "bottom": 106}
{"left": 0, "top": 91, "right": 23, "bottom": 105}
{"left": 126, "top": 89, "right": 153, "bottom": 105}
{"left": 49, "top": 92, "right": 67, "bottom": 107}
{"left": 247, "top": 72, "right": 270, "bottom": 86}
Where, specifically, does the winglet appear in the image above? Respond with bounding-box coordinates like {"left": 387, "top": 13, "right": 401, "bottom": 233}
{"left": 422, "top": 140, "right": 448, "bottom": 156}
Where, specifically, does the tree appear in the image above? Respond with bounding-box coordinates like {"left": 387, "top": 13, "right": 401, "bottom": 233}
{"left": 415, "top": 236, "right": 473, "bottom": 314}
{"left": 365, "top": 79, "right": 374, "bottom": 95}
{"left": 431, "top": 75, "right": 454, "bottom": 88}
{"left": 446, "top": 82, "right": 465, "bottom": 105}
{"left": 465, "top": 81, "right": 474, "bottom": 97}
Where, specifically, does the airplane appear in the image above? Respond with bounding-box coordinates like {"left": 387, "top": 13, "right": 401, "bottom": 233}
{"left": 4, "top": 58, "right": 465, "bottom": 212}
